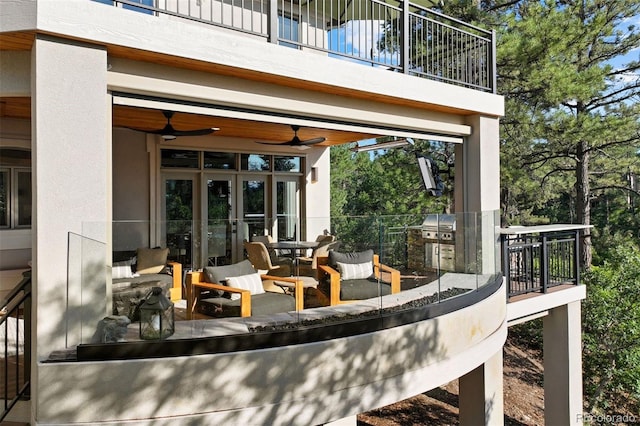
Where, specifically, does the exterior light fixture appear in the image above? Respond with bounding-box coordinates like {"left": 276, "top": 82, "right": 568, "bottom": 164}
{"left": 352, "top": 137, "right": 414, "bottom": 152}
{"left": 139, "top": 287, "right": 175, "bottom": 340}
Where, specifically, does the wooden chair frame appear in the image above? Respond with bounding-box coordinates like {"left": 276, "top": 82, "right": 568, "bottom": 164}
{"left": 185, "top": 271, "right": 304, "bottom": 319}
{"left": 317, "top": 254, "right": 401, "bottom": 306}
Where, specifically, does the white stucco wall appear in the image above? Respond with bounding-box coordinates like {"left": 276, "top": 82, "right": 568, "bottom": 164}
{"left": 36, "top": 283, "right": 507, "bottom": 425}
{"left": 31, "top": 35, "right": 110, "bottom": 356}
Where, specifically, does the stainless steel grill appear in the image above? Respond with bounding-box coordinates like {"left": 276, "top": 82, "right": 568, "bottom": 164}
{"left": 422, "top": 214, "right": 456, "bottom": 271}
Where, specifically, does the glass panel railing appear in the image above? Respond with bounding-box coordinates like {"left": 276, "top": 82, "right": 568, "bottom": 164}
{"left": 69, "top": 211, "right": 500, "bottom": 352}
{"left": 66, "top": 232, "right": 108, "bottom": 347}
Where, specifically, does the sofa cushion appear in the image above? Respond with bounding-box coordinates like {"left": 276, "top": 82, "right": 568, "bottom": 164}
{"left": 226, "top": 273, "right": 265, "bottom": 300}
{"left": 111, "top": 278, "right": 172, "bottom": 321}
{"left": 198, "top": 292, "right": 295, "bottom": 318}
{"left": 203, "top": 259, "right": 256, "bottom": 297}
{"left": 338, "top": 278, "right": 391, "bottom": 300}
{"left": 136, "top": 248, "right": 169, "bottom": 274}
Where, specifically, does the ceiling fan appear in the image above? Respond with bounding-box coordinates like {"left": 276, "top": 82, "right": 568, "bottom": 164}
{"left": 256, "top": 125, "right": 326, "bottom": 148}
{"left": 129, "top": 110, "right": 219, "bottom": 140}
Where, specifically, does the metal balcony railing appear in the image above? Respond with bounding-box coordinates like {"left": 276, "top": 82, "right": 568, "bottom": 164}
{"left": 0, "top": 271, "right": 31, "bottom": 422}
{"left": 99, "top": 0, "right": 496, "bottom": 93}
{"left": 500, "top": 225, "right": 590, "bottom": 298}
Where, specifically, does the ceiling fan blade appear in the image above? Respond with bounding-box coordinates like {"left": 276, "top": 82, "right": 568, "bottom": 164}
{"left": 126, "top": 111, "right": 219, "bottom": 138}
{"left": 255, "top": 140, "right": 287, "bottom": 145}
{"left": 255, "top": 125, "right": 326, "bottom": 147}
{"left": 299, "top": 137, "right": 326, "bottom": 145}
{"left": 172, "top": 128, "right": 219, "bottom": 137}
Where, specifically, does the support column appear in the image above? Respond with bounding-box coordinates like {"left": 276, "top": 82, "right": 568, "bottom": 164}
{"left": 456, "top": 115, "right": 501, "bottom": 276}
{"left": 459, "top": 349, "right": 504, "bottom": 426}
{"left": 32, "top": 35, "right": 110, "bottom": 356}
{"left": 543, "top": 302, "right": 583, "bottom": 425}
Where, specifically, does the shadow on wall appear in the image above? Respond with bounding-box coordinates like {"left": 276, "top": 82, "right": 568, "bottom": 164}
{"left": 42, "top": 299, "right": 447, "bottom": 424}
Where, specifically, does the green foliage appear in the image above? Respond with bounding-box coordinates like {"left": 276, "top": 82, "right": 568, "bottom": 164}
{"left": 583, "top": 241, "right": 640, "bottom": 412}
{"left": 493, "top": 0, "right": 640, "bottom": 266}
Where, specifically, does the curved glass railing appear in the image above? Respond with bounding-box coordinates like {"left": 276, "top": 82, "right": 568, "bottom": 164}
{"left": 62, "top": 211, "right": 501, "bottom": 359}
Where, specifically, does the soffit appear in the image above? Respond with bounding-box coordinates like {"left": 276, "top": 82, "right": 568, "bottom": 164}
{"left": 0, "top": 97, "right": 377, "bottom": 145}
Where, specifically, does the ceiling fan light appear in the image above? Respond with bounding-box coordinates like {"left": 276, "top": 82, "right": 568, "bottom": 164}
{"left": 162, "top": 134, "right": 177, "bottom": 141}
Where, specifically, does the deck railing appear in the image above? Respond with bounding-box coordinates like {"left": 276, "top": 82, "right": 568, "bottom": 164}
{"left": 500, "top": 225, "right": 590, "bottom": 298}
{"left": 100, "top": 0, "right": 496, "bottom": 92}
{"left": 0, "top": 271, "right": 31, "bottom": 422}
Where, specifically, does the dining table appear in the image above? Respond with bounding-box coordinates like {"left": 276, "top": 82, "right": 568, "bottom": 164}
{"left": 268, "top": 240, "right": 319, "bottom": 264}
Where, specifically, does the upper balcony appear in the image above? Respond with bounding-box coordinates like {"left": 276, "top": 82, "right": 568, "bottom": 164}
{"left": 95, "top": 0, "right": 496, "bottom": 93}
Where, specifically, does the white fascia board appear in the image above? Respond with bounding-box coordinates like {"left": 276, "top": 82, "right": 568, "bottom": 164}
{"left": 109, "top": 72, "right": 471, "bottom": 139}
{"left": 0, "top": 0, "right": 37, "bottom": 32}
{"left": 35, "top": 0, "right": 504, "bottom": 118}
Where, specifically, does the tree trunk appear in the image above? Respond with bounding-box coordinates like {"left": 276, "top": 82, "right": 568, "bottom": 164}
{"left": 575, "top": 140, "right": 592, "bottom": 268}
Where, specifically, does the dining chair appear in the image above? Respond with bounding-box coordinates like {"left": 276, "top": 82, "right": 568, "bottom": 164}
{"left": 243, "top": 241, "right": 292, "bottom": 277}
{"left": 297, "top": 240, "right": 340, "bottom": 277}
{"left": 250, "top": 235, "right": 290, "bottom": 263}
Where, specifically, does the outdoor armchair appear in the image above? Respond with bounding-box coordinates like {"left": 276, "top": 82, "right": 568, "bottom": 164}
{"left": 185, "top": 260, "right": 304, "bottom": 319}
{"left": 244, "top": 241, "right": 293, "bottom": 276}
{"left": 317, "top": 250, "right": 400, "bottom": 306}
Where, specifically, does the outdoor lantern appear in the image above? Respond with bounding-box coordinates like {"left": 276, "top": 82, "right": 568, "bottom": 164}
{"left": 139, "top": 287, "right": 175, "bottom": 340}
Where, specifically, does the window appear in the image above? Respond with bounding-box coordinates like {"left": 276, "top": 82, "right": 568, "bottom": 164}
{"left": 204, "top": 152, "right": 236, "bottom": 170}
{"left": 91, "top": 0, "right": 155, "bottom": 15}
{"left": 161, "top": 150, "right": 200, "bottom": 169}
{"left": 274, "top": 156, "right": 301, "bottom": 172}
{"left": 0, "top": 148, "right": 32, "bottom": 229}
{"left": 278, "top": 15, "right": 300, "bottom": 49}
{"left": 241, "top": 154, "right": 270, "bottom": 171}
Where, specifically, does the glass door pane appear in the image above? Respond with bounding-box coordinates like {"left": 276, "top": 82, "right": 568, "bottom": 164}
{"left": 276, "top": 178, "right": 299, "bottom": 241}
{"left": 239, "top": 177, "right": 267, "bottom": 258}
{"left": 0, "top": 170, "right": 8, "bottom": 227}
{"left": 205, "top": 176, "right": 233, "bottom": 267}
{"left": 16, "top": 169, "right": 31, "bottom": 227}
{"left": 164, "top": 177, "right": 195, "bottom": 269}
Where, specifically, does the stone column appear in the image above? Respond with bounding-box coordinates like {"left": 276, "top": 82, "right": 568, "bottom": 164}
{"left": 543, "top": 301, "right": 583, "bottom": 425}
{"left": 459, "top": 349, "right": 504, "bottom": 426}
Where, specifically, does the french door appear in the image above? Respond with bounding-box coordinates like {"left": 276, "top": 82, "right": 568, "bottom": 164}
{"left": 163, "top": 173, "right": 297, "bottom": 269}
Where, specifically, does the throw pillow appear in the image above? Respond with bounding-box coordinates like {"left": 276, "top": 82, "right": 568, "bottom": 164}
{"left": 136, "top": 247, "right": 169, "bottom": 275}
{"left": 204, "top": 260, "right": 256, "bottom": 297}
{"left": 226, "top": 273, "right": 265, "bottom": 301}
{"left": 112, "top": 259, "right": 134, "bottom": 279}
{"left": 337, "top": 261, "right": 373, "bottom": 280}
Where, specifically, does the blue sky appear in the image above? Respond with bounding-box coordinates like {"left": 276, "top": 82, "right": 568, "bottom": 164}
{"left": 608, "top": 14, "right": 640, "bottom": 84}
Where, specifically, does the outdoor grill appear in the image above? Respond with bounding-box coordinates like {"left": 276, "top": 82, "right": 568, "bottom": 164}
{"left": 422, "top": 214, "right": 456, "bottom": 271}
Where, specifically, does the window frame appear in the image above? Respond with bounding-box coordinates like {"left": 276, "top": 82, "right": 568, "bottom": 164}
{"left": 0, "top": 166, "right": 31, "bottom": 230}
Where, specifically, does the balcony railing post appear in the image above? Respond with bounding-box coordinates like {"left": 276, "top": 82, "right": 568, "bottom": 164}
{"left": 573, "top": 229, "right": 580, "bottom": 286}
{"left": 267, "top": 0, "right": 278, "bottom": 44}
{"left": 502, "top": 234, "right": 511, "bottom": 298}
{"left": 401, "top": 0, "right": 410, "bottom": 74}
{"left": 490, "top": 29, "right": 497, "bottom": 94}
{"left": 541, "top": 233, "right": 549, "bottom": 293}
